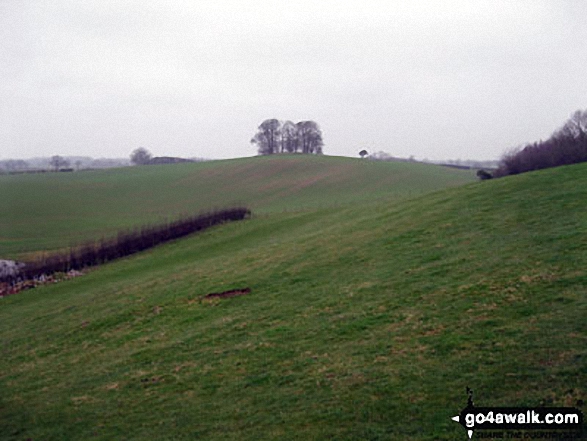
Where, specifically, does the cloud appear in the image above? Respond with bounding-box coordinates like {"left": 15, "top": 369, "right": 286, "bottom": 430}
{"left": 1, "top": 0, "right": 586, "bottom": 160}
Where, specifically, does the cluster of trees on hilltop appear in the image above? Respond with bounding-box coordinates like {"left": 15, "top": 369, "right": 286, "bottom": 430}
{"left": 251, "top": 119, "right": 324, "bottom": 155}
{"left": 494, "top": 109, "right": 587, "bottom": 177}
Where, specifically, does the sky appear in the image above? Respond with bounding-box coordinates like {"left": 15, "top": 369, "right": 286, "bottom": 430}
{"left": 1, "top": 0, "right": 586, "bottom": 161}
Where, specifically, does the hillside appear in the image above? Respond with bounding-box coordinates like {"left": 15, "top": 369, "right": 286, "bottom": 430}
{"left": 0, "top": 162, "right": 585, "bottom": 440}
{"left": 0, "top": 155, "right": 474, "bottom": 259}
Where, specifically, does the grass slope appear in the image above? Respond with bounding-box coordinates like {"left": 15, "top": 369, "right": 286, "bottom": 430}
{"left": 0, "top": 163, "right": 585, "bottom": 440}
{"left": 0, "top": 155, "right": 474, "bottom": 258}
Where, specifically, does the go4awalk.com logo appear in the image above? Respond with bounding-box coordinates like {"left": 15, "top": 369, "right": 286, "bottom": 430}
{"left": 451, "top": 388, "right": 584, "bottom": 439}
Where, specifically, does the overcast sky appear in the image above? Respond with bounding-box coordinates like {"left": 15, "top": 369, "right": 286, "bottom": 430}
{"left": 1, "top": 1, "right": 586, "bottom": 161}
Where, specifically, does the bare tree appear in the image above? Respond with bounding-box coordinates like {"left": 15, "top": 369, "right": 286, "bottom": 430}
{"left": 296, "top": 121, "right": 323, "bottom": 154}
{"left": 251, "top": 131, "right": 269, "bottom": 155}
{"left": 252, "top": 119, "right": 323, "bottom": 155}
{"left": 49, "top": 155, "right": 69, "bottom": 171}
{"left": 281, "top": 120, "right": 299, "bottom": 153}
{"left": 251, "top": 119, "right": 282, "bottom": 155}
{"left": 494, "top": 109, "right": 587, "bottom": 177}
{"left": 0, "top": 159, "right": 29, "bottom": 171}
{"left": 130, "top": 147, "right": 152, "bottom": 165}
{"left": 554, "top": 109, "right": 587, "bottom": 139}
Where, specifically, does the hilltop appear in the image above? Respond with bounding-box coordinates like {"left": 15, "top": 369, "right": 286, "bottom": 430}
{"left": 0, "top": 161, "right": 584, "bottom": 440}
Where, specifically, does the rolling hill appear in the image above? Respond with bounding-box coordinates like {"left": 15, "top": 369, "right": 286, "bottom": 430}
{"left": 0, "top": 159, "right": 585, "bottom": 440}
{"left": 0, "top": 155, "right": 474, "bottom": 259}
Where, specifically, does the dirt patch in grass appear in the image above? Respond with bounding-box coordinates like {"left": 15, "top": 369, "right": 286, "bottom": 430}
{"left": 204, "top": 287, "right": 251, "bottom": 299}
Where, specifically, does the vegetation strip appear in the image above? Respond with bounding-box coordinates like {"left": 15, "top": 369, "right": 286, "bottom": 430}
{"left": 0, "top": 208, "right": 250, "bottom": 287}
{"left": 492, "top": 109, "right": 587, "bottom": 178}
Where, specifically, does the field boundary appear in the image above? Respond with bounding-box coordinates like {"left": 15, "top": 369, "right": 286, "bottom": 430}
{"left": 0, "top": 207, "right": 250, "bottom": 287}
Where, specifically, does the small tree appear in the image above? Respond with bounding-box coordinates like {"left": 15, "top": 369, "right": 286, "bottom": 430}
{"left": 130, "top": 147, "right": 152, "bottom": 165}
{"left": 49, "top": 155, "right": 69, "bottom": 171}
{"left": 359, "top": 149, "right": 368, "bottom": 159}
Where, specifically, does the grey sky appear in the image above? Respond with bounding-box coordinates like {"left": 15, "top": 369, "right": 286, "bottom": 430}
{"left": 1, "top": 0, "right": 586, "bottom": 161}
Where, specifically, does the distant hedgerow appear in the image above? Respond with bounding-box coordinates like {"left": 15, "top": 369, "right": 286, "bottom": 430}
{"left": 2, "top": 208, "right": 250, "bottom": 284}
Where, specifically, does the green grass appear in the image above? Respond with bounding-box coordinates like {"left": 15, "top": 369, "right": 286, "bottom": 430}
{"left": 0, "top": 155, "right": 474, "bottom": 259}
{"left": 0, "top": 162, "right": 585, "bottom": 440}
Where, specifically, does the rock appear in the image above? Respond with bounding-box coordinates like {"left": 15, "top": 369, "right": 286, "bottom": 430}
{"left": 0, "top": 260, "right": 24, "bottom": 279}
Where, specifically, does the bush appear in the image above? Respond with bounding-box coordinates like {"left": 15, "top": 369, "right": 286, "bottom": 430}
{"left": 476, "top": 169, "right": 493, "bottom": 180}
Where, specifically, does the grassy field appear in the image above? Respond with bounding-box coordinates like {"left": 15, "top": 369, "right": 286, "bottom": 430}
{"left": 0, "top": 155, "right": 474, "bottom": 259}
{"left": 0, "top": 159, "right": 585, "bottom": 440}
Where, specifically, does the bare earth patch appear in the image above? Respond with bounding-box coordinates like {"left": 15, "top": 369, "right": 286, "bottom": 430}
{"left": 204, "top": 287, "right": 251, "bottom": 299}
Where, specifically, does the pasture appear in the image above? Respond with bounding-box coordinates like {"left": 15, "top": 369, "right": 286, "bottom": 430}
{"left": 0, "top": 158, "right": 585, "bottom": 440}
{"left": 0, "top": 155, "right": 474, "bottom": 259}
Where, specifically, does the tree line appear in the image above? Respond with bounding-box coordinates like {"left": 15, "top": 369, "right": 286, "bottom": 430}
{"left": 129, "top": 147, "right": 198, "bottom": 165}
{"left": 251, "top": 119, "right": 324, "bottom": 155}
{"left": 0, "top": 156, "right": 131, "bottom": 174}
{"left": 493, "top": 109, "right": 587, "bottom": 178}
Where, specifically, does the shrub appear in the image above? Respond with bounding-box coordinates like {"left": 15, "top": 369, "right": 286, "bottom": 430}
{"left": 476, "top": 169, "right": 493, "bottom": 180}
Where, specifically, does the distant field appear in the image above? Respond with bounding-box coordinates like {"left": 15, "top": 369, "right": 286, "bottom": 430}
{"left": 0, "top": 162, "right": 584, "bottom": 440}
{"left": 0, "top": 155, "right": 474, "bottom": 258}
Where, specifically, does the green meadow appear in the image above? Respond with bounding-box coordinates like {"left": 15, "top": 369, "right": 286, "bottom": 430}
{"left": 0, "top": 155, "right": 474, "bottom": 259}
{"left": 0, "top": 157, "right": 585, "bottom": 440}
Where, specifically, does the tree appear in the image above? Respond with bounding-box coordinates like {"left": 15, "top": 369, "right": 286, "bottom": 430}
{"left": 359, "top": 149, "right": 368, "bottom": 158}
{"left": 296, "top": 121, "right": 323, "bottom": 154}
{"left": 554, "top": 109, "right": 587, "bottom": 140}
{"left": 49, "top": 155, "right": 69, "bottom": 171}
{"left": 130, "top": 147, "right": 152, "bottom": 165}
{"left": 251, "top": 119, "right": 282, "bottom": 155}
{"left": 75, "top": 160, "right": 83, "bottom": 171}
{"left": 252, "top": 119, "right": 324, "bottom": 155}
{"left": 0, "top": 159, "right": 28, "bottom": 171}
{"left": 281, "top": 120, "right": 299, "bottom": 153}
{"left": 494, "top": 109, "right": 587, "bottom": 178}
{"left": 251, "top": 131, "right": 269, "bottom": 155}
